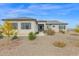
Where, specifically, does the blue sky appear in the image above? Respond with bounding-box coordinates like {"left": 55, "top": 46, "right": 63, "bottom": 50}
{"left": 0, "top": 3, "right": 79, "bottom": 28}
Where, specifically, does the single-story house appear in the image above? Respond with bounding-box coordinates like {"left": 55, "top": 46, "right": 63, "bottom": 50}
{"left": 2, "top": 17, "right": 68, "bottom": 36}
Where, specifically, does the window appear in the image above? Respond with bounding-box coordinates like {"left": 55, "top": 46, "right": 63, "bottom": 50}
{"left": 59, "top": 25, "right": 65, "bottom": 29}
{"left": 21, "top": 23, "right": 31, "bottom": 29}
{"left": 11, "top": 23, "right": 18, "bottom": 29}
{"left": 53, "top": 25, "right": 55, "bottom": 27}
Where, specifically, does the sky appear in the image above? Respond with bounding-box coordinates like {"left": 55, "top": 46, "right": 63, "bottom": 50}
{"left": 0, "top": 3, "right": 79, "bottom": 28}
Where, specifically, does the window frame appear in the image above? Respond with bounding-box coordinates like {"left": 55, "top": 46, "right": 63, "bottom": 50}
{"left": 59, "top": 25, "right": 65, "bottom": 29}
{"left": 11, "top": 23, "right": 18, "bottom": 29}
{"left": 53, "top": 25, "right": 55, "bottom": 27}
{"left": 21, "top": 23, "right": 31, "bottom": 29}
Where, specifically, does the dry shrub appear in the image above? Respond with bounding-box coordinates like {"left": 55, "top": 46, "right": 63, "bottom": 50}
{"left": 43, "top": 30, "right": 47, "bottom": 33}
{"left": 59, "top": 30, "right": 65, "bottom": 34}
{"left": 46, "top": 29, "right": 55, "bottom": 35}
{"left": 74, "top": 28, "right": 79, "bottom": 33}
{"left": 53, "top": 40, "right": 66, "bottom": 48}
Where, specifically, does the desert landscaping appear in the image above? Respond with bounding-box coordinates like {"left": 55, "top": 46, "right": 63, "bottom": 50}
{"left": 0, "top": 32, "right": 79, "bottom": 56}
{"left": 0, "top": 3, "right": 79, "bottom": 56}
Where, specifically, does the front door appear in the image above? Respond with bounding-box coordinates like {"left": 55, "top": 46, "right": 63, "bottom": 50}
{"left": 38, "top": 24, "right": 44, "bottom": 32}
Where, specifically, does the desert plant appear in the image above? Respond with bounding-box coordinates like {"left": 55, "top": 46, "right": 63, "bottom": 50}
{"left": 53, "top": 40, "right": 66, "bottom": 48}
{"left": 0, "top": 31, "right": 3, "bottom": 39}
{"left": 28, "top": 32, "right": 36, "bottom": 40}
{"left": 0, "top": 25, "right": 4, "bottom": 39}
{"left": 35, "top": 32, "right": 39, "bottom": 34}
{"left": 43, "top": 30, "right": 47, "bottom": 33}
{"left": 3, "top": 21, "right": 17, "bottom": 40}
{"left": 74, "top": 25, "right": 79, "bottom": 33}
{"left": 59, "top": 30, "right": 65, "bottom": 34}
{"left": 46, "top": 29, "right": 55, "bottom": 35}
{"left": 11, "top": 32, "right": 18, "bottom": 40}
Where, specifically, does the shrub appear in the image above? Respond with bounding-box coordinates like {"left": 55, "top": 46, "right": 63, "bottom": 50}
{"left": 0, "top": 31, "right": 3, "bottom": 39}
{"left": 53, "top": 40, "right": 66, "bottom": 48}
{"left": 74, "top": 25, "right": 79, "bottom": 33}
{"left": 28, "top": 32, "right": 36, "bottom": 40}
{"left": 59, "top": 30, "right": 65, "bottom": 34}
{"left": 11, "top": 32, "right": 18, "bottom": 40}
{"left": 3, "top": 21, "right": 17, "bottom": 40}
{"left": 75, "top": 28, "right": 79, "bottom": 33}
{"left": 35, "top": 32, "right": 39, "bottom": 34}
{"left": 43, "top": 30, "right": 47, "bottom": 33}
{"left": 46, "top": 29, "right": 55, "bottom": 35}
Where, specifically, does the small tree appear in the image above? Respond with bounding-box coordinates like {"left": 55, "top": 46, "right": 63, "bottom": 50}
{"left": 3, "top": 21, "right": 14, "bottom": 39}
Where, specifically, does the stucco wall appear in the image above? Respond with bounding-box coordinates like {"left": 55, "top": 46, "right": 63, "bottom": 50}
{"left": 7, "top": 21, "right": 38, "bottom": 36}
{"left": 47, "top": 25, "right": 59, "bottom": 32}
{"left": 5, "top": 21, "right": 67, "bottom": 36}
{"left": 38, "top": 22, "right": 47, "bottom": 30}
{"left": 51, "top": 25, "right": 59, "bottom": 32}
{"left": 47, "top": 24, "right": 67, "bottom": 32}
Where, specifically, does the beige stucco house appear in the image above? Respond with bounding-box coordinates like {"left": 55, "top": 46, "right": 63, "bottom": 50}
{"left": 3, "top": 17, "right": 68, "bottom": 36}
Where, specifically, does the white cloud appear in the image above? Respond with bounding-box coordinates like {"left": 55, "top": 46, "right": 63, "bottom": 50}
{"left": 28, "top": 4, "right": 62, "bottom": 10}
{"left": 0, "top": 3, "right": 79, "bottom": 19}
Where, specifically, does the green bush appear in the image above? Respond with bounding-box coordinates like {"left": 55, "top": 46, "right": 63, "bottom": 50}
{"left": 35, "top": 32, "right": 39, "bottom": 34}
{"left": 11, "top": 32, "right": 18, "bottom": 40}
{"left": 46, "top": 29, "right": 55, "bottom": 35}
{"left": 12, "top": 35, "right": 18, "bottom": 40}
{"left": 0, "top": 31, "right": 3, "bottom": 39}
{"left": 28, "top": 32, "right": 36, "bottom": 40}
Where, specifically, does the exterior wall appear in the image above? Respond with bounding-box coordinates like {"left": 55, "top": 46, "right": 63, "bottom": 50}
{"left": 62, "top": 25, "right": 67, "bottom": 32}
{"left": 47, "top": 24, "right": 67, "bottom": 32}
{"left": 59, "top": 25, "right": 67, "bottom": 32}
{"left": 47, "top": 25, "right": 59, "bottom": 32}
{"left": 4, "top": 21, "right": 68, "bottom": 36}
{"left": 51, "top": 25, "right": 59, "bottom": 32}
{"left": 38, "top": 22, "right": 47, "bottom": 31}
{"left": 7, "top": 21, "right": 38, "bottom": 36}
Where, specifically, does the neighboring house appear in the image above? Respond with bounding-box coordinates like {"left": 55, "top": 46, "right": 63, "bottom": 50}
{"left": 2, "top": 17, "right": 68, "bottom": 36}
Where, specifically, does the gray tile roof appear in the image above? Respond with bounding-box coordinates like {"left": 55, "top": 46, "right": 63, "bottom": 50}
{"left": 46, "top": 20, "right": 68, "bottom": 25}
{"left": 2, "top": 17, "right": 37, "bottom": 21}
{"left": 37, "top": 20, "right": 47, "bottom": 22}
{"left": 2, "top": 17, "right": 68, "bottom": 25}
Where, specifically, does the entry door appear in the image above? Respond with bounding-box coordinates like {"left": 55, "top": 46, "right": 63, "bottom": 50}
{"left": 38, "top": 24, "right": 44, "bottom": 32}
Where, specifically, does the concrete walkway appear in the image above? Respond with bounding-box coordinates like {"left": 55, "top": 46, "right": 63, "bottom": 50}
{"left": 37, "top": 32, "right": 46, "bottom": 36}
